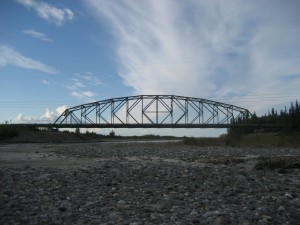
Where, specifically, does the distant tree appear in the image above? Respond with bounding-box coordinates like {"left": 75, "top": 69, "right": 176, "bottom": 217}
{"left": 290, "top": 102, "right": 295, "bottom": 115}
{"left": 250, "top": 111, "right": 258, "bottom": 124}
{"left": 231, "top": 99, "right": 300, "bottom": 132}
{"left": 109, "top": 130, "right": 115, "bottom": 137}
{"left": 292, "top": 100, "right": 300, "bottom": 130}
{"left": 271, "top": 108, "right": 275, "bottom": 116}
{"left": 295, "top": 101, "right": 299, "bottom": 117}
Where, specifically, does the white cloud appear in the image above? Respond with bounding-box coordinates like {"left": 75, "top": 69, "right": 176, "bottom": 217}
{"left": 56, "top": 105, "right": 68, "bottom": 115}
{"left": 16, "top": 0, "right": 74, "bottom": 26}
{"left": 74, "top": 82, "right": 85, "bottom": 88}
{"left": 40, "top": 108, "right": 55, "bottom": 121}
{"left": 0, "top": 45, "right": 59, "bottom": 74}
{"left": 23, "top": 29, "right": 52, "bottom": 42}
{"left": 15, "top": 110, "right": 53, "bottom": 123}
{"left": 16, "top": 114, "right": 36, "bottom": 123}
{"left": 42, "top": 80, "right": 50, "bottom": 84}
{"left": 67, "top": 79, "right": 86, "bottom": 89}
{"left": 85, "top": 0, "right": 300, "bottom": 115}
{"left": 15, "top": 106, "right": 68, "bottom": 123}
{"left": 82, "top": 91, "right": 96, "bottom": 98}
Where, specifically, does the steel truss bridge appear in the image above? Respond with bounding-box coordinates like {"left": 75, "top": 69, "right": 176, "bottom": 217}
{"left": 52, "top": 95, "right": 253, "bottom": 129}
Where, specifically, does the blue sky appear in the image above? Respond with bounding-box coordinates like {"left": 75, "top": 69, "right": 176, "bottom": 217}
{"left": 1, "top": 0, "right": 300, "bottom": 136}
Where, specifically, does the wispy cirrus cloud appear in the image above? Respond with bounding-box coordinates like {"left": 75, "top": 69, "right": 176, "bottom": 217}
{"left": 0, "top": 45, "right": 59, "bottom": 74}
{"left": 23, "top": 29, "right": 52, "bottom": 42}
{"left": 72, "top": 80, "right": 86, "bottom": 88}
{"left": 70, "top": 91, "right": 96, "bottom": 101}
{"left": 85, "top": 0, "right": 300, "bottom": 114}
{"left": 42, "top": 80, "right": 51, "bottom": 85}
{"left": 16, "top": 0, "right": 74, "bottom": 26}
{"left": 65, "top": 72, "right": 102, "bottom": 102}
{"left": 76, "top": 72, "right": 103, "bottom": 86}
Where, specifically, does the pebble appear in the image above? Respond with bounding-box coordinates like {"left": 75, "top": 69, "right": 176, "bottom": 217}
{"left": 117, "top": 200, "right": 126, "bottom": 206}
{"left": 214, "top": 215, "right": 229, "bottom": 225}
{"left": 58, "top": 205, "right": 67, "bottom": 212}
{"left": 278, "top": 205, "right": 285, "bottom": 212}
{"left": 203, "top": 210, "right": 221, "bottom": 218}
{"left": 284, "top": 192, "right": 293, "bottom": 199}
{"left": 188, "top": 210, "right": 200, "bottom": 222}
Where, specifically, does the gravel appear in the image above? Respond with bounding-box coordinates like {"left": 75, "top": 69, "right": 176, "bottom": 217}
{"left": 1, "top": 142, "right": 300, "bottom": 224}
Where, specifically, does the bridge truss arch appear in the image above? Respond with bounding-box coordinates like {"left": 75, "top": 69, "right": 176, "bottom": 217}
{"left": 54, "top": 95, "right": 251, "bottom": 128}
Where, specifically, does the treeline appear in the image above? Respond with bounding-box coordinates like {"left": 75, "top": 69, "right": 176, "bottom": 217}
{"left": 0, "top": 125, "right": 38, "bottom": 140}
{"left": 238, "top": 100, "right": 300, "bottom": 131}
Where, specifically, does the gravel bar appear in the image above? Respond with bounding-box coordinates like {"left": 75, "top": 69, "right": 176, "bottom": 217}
{"left": 1, "top": 142, "right": 300, "bottom": 225}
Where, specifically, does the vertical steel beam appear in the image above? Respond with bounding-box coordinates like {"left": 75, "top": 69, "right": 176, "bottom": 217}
{"left": 156, "top": 96, "right": 158, "bottom": 124}
{"left": 126, "top": 98, "right": 129, "bottom": 124}
{"left": 171, "top": 97, "right": 173, "bottom": 124}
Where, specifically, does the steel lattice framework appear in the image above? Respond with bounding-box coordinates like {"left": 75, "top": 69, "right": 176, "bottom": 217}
{"left": 53, "top": 95, "right": 251, "bottom": 128}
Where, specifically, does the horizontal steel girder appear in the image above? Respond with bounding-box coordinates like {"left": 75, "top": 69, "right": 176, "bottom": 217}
{"left": 6, "top": 123, "right": 286, "bottom": 129}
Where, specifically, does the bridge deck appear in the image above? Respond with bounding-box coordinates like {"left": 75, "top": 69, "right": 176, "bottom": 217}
{"left": 8, "top": 123, "right": 285, "bottom": 129}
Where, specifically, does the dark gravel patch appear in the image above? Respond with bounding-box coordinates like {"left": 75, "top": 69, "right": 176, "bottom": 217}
{"left": 254, "top": 156, "right": 300, "bottom": 170}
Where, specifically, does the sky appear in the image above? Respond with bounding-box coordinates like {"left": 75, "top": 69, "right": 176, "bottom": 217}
{"left": 0, "top": 0, "right": 300, "bottom": 136}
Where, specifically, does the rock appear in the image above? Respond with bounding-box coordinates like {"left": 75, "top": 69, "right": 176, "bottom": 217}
{"left": 284, "top": 193, "right": 293, "bottom": 199}
{"left": 58, "top": 205, "right": 67, "bottom": 212}
{"left": 214, "top": 215, "right": 229, "bottom": 225}
{"left": 278, "top": 206, "right": 285, "bottom": 212}
{"left": 188, "top": 210, "right": 200, "bottom": 222}
{"left": 108, "top": 212, "right": 122, "bottom": 221}
{"left": 203, "top": 210, "right": 221, "bottom": 218}
{"left": 150, "top": 213, "right": 158, "bottom": 220}
{"left": 117, "top": 200, "right": 126, "bottom": 206}
{"left": 261, "top": 215, "right": 272, "bottom": 223}
{"left": 241, "top": 221, "right": 250, "bottom": 225}
{"left": 130, "top": 222, "right": 143, "bottom": 225}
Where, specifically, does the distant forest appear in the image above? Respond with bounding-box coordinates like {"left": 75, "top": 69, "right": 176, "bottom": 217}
{"left": 237, "top": 100, "right": 300, "bottom": 131}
